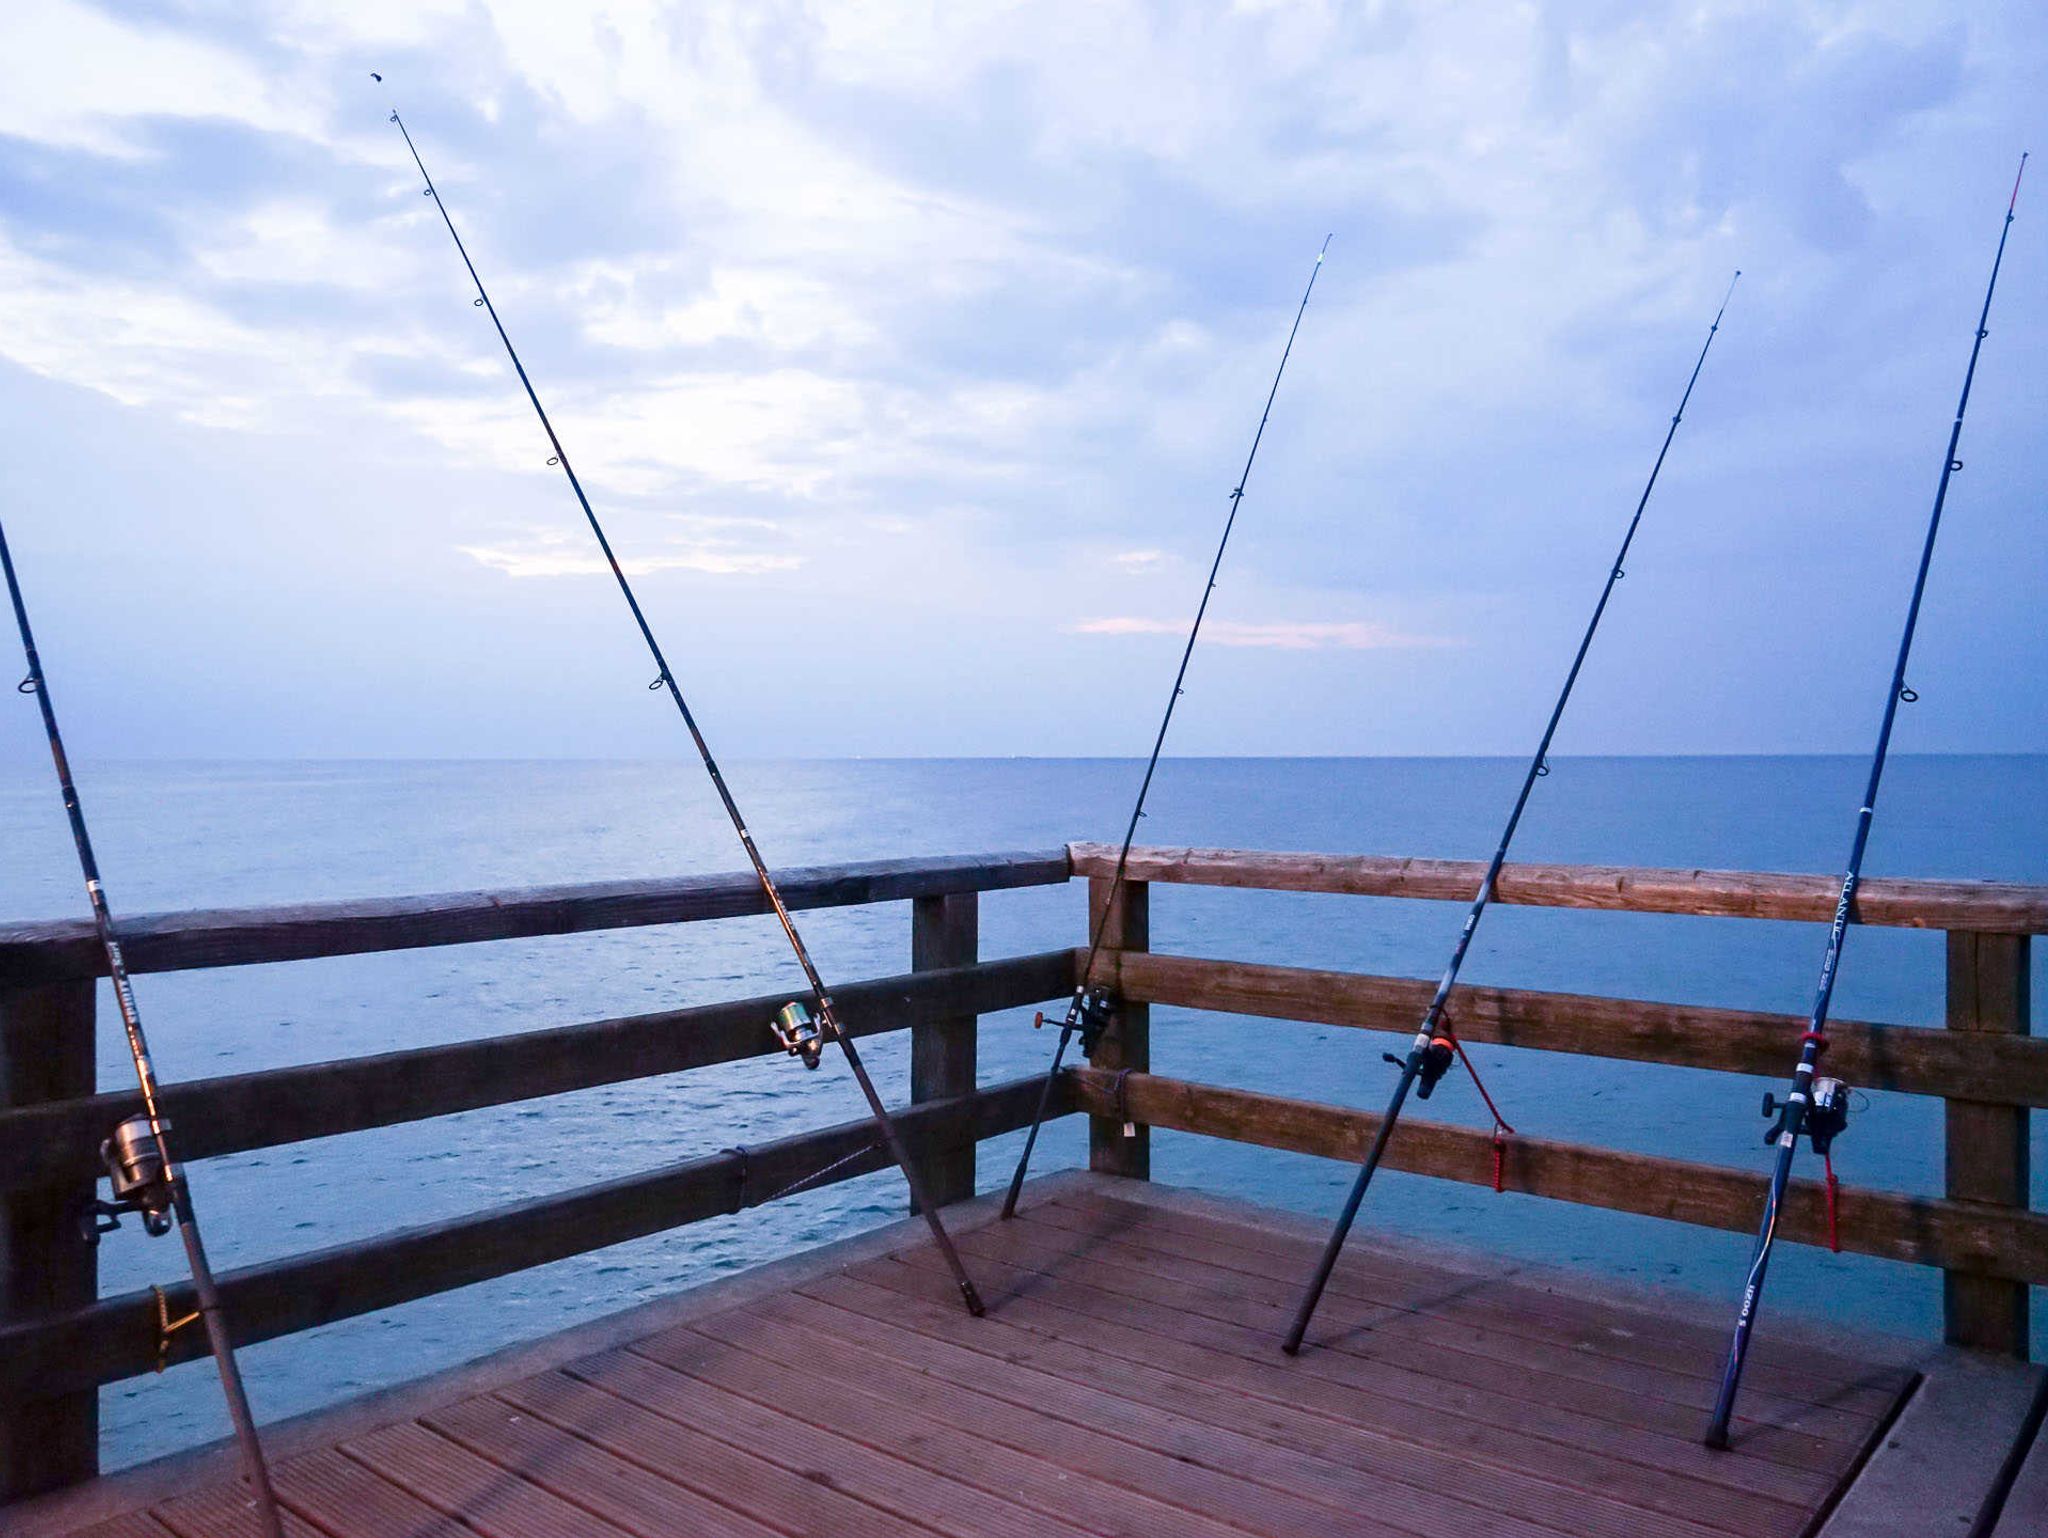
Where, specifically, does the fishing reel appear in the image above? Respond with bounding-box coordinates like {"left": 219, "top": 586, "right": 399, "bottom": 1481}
{"left": 770, "top": 1000, "right": 827, "bottom": 1070}
{"left": 1385, "top": 1035, "right": 1457, "bottom": 1099}
{"left": 1761, "top": 1076, "right": 1851, "bottom": 1155}
{"left": 1034, "top": 986, "right": 1117, "bottom": 1059}
{"left": 80, "top": 1115, "right": 176, "bottom": 1244}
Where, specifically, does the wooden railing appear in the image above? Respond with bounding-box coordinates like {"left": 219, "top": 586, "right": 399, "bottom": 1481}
{"left": 0, "top": 839, "right": 2041, "bottom": 1503}
{"left": 0, "top": 850, "right": 1077, "bottom": 1500}
{"left": 1064, "top": 843, "right": 2043, "bottom": 1359}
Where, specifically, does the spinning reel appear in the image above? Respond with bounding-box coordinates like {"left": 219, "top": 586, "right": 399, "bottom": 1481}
{"left": 1384, "top": 1035, "right": 1457, "bottom": 1098}
{"left": 81, "top": 1114, "right": 177, "bottom": 1243}
{"left": 1762, "top": 1075, "right": 1851, "bottom": 1154}
{"left": 1034, "top": 985, "right": 1117, "bottom": 1058}
{"left": 770, "top": 1000, "right": 827, "bottom": 1070}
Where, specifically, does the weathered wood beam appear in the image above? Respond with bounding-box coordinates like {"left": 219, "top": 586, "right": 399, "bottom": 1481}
{"left": 1086, "top": 877, "right": 1149, "bottom": 1180}
{"left": 910, "top": 892, "right": 979, "bottom": 1209}
{"left": 0, "top": 951, "right": 1079, "bottom": 1192}
{"left": 1071, "top": 844, "right": 2048, "bottom": 933}
{"left": 1067, "top": 1067, "right": 2048, "bottom": 1283}
{"left": 0, "top": 980, "right": 97, "bottom": 1500}
{"left": 1943, "top": 931, "right": 2033, "bottom": 1355}
{"left": 0, "top": 849, "right": 1073, "bottom": 986}
{"left": 1108, "top": 950, "right": 2048, "bottom": 1106}
{"left": 0, "top": 1074, "right": 1067, "bottom": 1398}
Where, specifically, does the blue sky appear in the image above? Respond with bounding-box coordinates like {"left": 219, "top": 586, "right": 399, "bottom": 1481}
{"left": 0, "top": 1, "right": 2041, "bottom": 759}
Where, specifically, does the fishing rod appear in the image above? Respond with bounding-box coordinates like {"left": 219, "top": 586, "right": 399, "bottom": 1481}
{"left": 1001, "top": 237, "right": 1332, "bottom": 1221}
{"left": 1284, "top": 270, "right": 1742, "bottom": 1354}
{"left": 382, "top": 101, "right": 985, "bottom": 1316}
{"left": 1, "top": 523, "right": 285, "bottom": 1534}
{"left": 1704, "top": 155, "right": 2026, "bottom": 1450}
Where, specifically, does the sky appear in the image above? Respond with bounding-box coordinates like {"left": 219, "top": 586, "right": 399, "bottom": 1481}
{"left": 0, "top": 0, "right": 2041, "bottom": 760}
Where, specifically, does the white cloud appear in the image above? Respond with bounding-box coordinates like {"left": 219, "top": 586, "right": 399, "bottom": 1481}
{"left": 0, "top": 0, "right": 328, "bottom": 158}
{"left": 460, "top": 519, "right": 799, "bottom": 578}
{"left": 1112, "top": 548, "right": 1168, "bottom": 572}
{"left": 1071, "top": 617, "right": 1452, "bottom": 650}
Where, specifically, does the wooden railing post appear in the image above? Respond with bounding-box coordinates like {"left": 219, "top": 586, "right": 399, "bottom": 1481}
{"left": 909, "top": 893, "right": 977, "bottom": 1209}
{"left": 1, "top": 979, "right": 97, "bottom": 1498}
{"left": 1943, "top": 930, "right": 2032, "bottom": 1356}
{"left": 1087, "top": 875, "right": 1149, "bottom": 1180}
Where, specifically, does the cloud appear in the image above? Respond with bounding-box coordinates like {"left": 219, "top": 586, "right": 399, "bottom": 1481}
{"left": 1071, "top": 617, "right": 1452, "bottom": 650}
{"left": 1111, "top": 548, "right": 1168, "bottom": 573}
{"left": 459, "top": 519, "right": 800, "bottom": 578}
{"left": 0, "top": 0, "right": 329, "bottom": 158}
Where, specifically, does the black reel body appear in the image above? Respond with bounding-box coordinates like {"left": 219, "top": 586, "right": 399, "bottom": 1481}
{"left": 1386, "top": 1036, "right": 1457, "bottom": 1099}
{"left": 1032, "top": 985, "right": 1119, "bottom": 1059}
{"left": 83, "top": 1113, "right": 176, "bottom": 1242}
{"left": 1074, "top": 986, "right": 1116, "bottom": 1057}
{"left": 1762, "top": 1075, "right": 1851, "bottom": 1155}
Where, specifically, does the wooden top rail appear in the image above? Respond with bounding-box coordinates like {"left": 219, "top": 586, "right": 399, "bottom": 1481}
{"left": 1103, "top": 950, "right": 2048, "bottom": 1107}
{"left": 0, "top": 949, "right": 1079, "bottom": 1191}
{"left": 1071, "top": 844, "right": 2048, "bottom": 933}
{"left": 0, "top": 848, "right": 1071, "bottom": 986}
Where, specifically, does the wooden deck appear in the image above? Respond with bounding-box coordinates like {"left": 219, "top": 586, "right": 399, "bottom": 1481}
{"left": 14, "top": 1173, "right": 2045, "bottom": 1538}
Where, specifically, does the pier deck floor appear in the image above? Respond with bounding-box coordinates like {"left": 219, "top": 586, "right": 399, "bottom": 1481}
{"left": 18, "top": 1172, "right": 2045, "bottom": 1538}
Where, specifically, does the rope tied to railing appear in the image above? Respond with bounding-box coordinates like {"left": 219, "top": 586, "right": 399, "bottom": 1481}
{"left": 1444, "top": 1015, "right": 1516, "bottom": 1194}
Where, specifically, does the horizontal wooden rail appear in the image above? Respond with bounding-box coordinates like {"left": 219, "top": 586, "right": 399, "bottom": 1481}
{"left": 1068, "top": 1067, "right": 2048, "bottom": 1284}
{"left": 0, "top": 849, "right": 1072, "bottom": 986}
{"left": 1106, "top": 951, "right": 2048, "bottom": 1107}
{"left": 0, "top": 950, "right": 1080, "bottom": 1191}
{"left": 0, "top": 1074, "right": 1068, "bottom": 1398}
{"left": 1072, "top": 843, "right": 2048, "bottom": 933}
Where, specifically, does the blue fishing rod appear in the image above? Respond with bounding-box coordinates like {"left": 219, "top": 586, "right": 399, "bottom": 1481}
{"left": 1001, "top": 237, "right": 1332, "bottom": 1220}
{"left": 1704, "top": 154, "right": 2027, "bottom": 1449}
{"left": 2, "top": 519, "right": 285, "bottom": 1533}
{"left": 1284, "top": 270, "right": 1741, "bottom": 1353}
{"left": 383, "top": 98, "right": 985, "bottom": 1316}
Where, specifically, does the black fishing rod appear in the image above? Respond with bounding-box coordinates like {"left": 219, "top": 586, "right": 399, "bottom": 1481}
{"left": 1001, "top": 238, "right": 1332, "bottom": 1221}
{"left": 1284, "top": 270, "right": 1742, "bottom": 1354}
{"left": 382, "top": 102, "right": 985, "bottom": 1316}
{"left": 1, "top": 523, "right": 285, "bottom": 1534}
{"left": 1704, "top": 156, "right": 2026, "bottom": 1450}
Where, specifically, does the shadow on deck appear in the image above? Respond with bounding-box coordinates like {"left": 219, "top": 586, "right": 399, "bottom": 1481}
{"left": 13, "top": 1172, "right": 2046, "bottom": 1538}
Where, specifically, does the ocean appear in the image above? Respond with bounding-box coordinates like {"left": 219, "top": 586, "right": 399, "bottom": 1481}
{"left": 1, "top": 755, "right": 2042, "bottom": 1470}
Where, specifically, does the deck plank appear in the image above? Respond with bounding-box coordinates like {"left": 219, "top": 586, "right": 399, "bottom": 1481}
{"left": 1820, "top": 1356, "right": 2045, "bottom": 1538}
{"left": 67, "top": 1517, "right": 179, "bottom": 1538}
{"left": 773, "top": 1272, "right": 1814, "bottom": 1535}
{"left": 9, "top": 1175, "right": 1946, "bottom": 1538}
{"left": 1038, "top": 1190, "right": 1890, "bottom": 1401}
{"left": 166, "top": 1448, "right": 448, "bottom": 1538}
{"left": 844, "top": 1249, "right": 1846, "bottom": 1493}
{"left": 953, "top": 1214, "right": 1893, "bottom": 1436}
{"left": 502, "top": 1359, "right": 937, "bottom": 1537}
{"left": 880, "top": 1234, "right": 1873, "bottom": 1463}
{"left": 564, "top": 1345, "right": 1079, "bottom": 1538}
{"left": 1991, "top": 1399, "right": 2048, "bottom": 1536}
{"left": 629, "top": 1324, "right": 1265, "bottom": 1538}
{"left": 713, "top": 1287, "right": 1739, "bottom": 1538}
{"left": 343, "top": 1419, "right": 640, "bottom": 1538}
{"left": 424, "top": 1392, "right": 788, "bottom": 1538}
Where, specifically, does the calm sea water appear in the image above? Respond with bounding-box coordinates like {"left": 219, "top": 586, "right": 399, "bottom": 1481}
{"left": 1, "top": 755, "right": 2042, "bottom": 1470}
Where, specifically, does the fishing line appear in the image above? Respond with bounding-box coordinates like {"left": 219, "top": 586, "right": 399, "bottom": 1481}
{"left": 1, "top": 521, "right": 285, "bottom": 1535}
{"left": 1000, "top": 237, "right": 1333, "bottom": 1220}
{"left": 382, "top": 98, "right": 985, "bottom": 1316}
{"left": 1285, "top": 268, "right": 1742, "bottom": 1354}
{"left": 1704, "top": 154, "right": 2026, "bottom": 1450}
